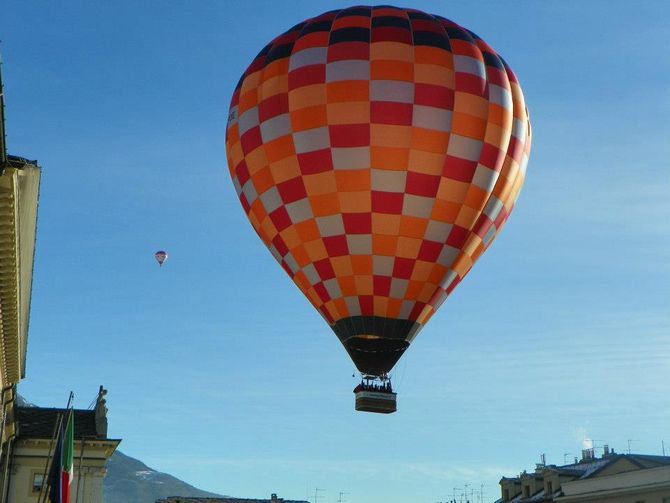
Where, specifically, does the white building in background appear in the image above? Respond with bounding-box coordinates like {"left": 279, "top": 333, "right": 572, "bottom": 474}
{"left": 497, "top": 447, "right": 670, "bottom": 503}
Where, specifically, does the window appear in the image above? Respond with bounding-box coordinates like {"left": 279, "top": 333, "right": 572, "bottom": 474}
{"left": 522, "top": 485, "right": 530, "bottom": 498}
{"left": 547, "top": 481, "right": 553, "bottom": 494}
{"left": 503, "top": 489, "right": 510, "bottom": 501}
{"left": 32, "top": 473, "right": 44, "bottom": 493}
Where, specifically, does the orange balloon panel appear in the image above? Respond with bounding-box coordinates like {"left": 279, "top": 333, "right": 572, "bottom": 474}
{"left": 226, "top": 6, "right": 531, "bottom": 375}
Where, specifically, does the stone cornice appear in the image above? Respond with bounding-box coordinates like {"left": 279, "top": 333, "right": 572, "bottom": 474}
{"left": 16, "top": 437, "right": 121, "bottom": 449}
{"left": 0, "top": 161, "right": 40, "bottom": 386}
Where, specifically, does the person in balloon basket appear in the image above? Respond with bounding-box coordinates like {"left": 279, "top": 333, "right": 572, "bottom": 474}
{"left": 353, "top": 380, "right": 393, "bottom": 394}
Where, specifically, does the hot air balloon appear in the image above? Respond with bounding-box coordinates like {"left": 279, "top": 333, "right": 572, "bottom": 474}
{"left": 225, "top": 6, "right": 531, "bottom": 413}
{"left": 155, "top": 250, "right": 168, "bottom": 267}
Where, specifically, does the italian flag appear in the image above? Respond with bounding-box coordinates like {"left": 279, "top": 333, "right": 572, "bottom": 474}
{"left": 49, "top": 410, "right": 74, "bottom": 503}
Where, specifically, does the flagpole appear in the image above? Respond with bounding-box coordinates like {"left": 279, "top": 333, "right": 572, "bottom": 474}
{"left": 37, "top": 412, "right": 63, "bottom": 503}
{"left": 39, "top": 391, "right": 73, "bottom": 503}
{"left": 65, "top": 391, "right": 74, "bottom": 411}
{"left": 62, "top": 392, "right": 75, "bottom": 503}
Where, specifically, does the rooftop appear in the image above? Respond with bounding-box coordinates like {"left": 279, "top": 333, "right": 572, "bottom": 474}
{"left": 498, "top": 451, "right": 670, "bottom": 503}
{"left": 16, "top": 406, "right": 106, "bottom": 440}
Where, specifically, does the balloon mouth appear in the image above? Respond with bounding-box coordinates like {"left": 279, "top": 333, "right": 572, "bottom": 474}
{"left": 343, "top": 336, "right": 409, "bottom": 376}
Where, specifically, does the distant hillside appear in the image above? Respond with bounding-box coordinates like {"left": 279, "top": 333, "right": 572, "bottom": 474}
{"left": 15, "top": 394, "right": 37, "bottom": 408}
{"left": 104, "top": 450, "right": 226, "bottom": 503}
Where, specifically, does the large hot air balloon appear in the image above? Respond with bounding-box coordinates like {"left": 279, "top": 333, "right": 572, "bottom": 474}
{"left": 225, "top": 6, "right": 531, "bottom": 413}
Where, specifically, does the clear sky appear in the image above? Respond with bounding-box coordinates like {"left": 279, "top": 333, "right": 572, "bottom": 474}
{"left": 2, "top": 1, "right": 669, "bottom": 502}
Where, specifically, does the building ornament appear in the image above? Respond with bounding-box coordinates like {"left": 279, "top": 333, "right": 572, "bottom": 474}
{"left": 94, "top": 385, "right": 108, "bottom": 438}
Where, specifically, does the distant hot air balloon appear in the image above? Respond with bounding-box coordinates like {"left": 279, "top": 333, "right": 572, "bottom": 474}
{"left": 225, "top": 6, "right": 531, "bottom": 412}
{"left": 155, "top": 251, "right": 168, "bottom": 267}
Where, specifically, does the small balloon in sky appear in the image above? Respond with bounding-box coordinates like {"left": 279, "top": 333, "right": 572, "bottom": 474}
{"left": 155, "top": 250, "right": 168, "bottom": 267}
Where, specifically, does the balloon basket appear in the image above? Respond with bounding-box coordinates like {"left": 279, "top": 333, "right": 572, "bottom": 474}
{"left": 354, "top": 389, "right": 397, "bottom": 414}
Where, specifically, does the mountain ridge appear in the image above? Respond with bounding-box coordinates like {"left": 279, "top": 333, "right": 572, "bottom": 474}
{"left": 104, "top": 449, "right": 227, "bottom": 503}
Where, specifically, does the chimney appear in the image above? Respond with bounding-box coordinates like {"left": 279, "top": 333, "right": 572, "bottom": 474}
{"left": 581, "top": 449, "right": 594, "bottom": 461}
{"left": 603, "top": 444, "right": 610, "bottom": 456}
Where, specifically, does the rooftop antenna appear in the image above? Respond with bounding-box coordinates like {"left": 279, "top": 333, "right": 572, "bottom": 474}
{"left": 337, "top": 491, "right": 348, "bottom": 503}
{"left": 663, "top": 440, "right": 666, "bottom": 456}
{"left": 627, "top": 439, "right": 638, "bottom": 454}
{"left": 314, "top": 488, "right": 323, "bottom": 503}
{"left": 563, "top": 452, "right": 572, "bottom": 464}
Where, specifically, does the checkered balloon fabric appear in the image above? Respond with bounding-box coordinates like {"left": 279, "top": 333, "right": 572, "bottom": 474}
{"left": 225, "top": 6, "right": 531, "bottom": 375}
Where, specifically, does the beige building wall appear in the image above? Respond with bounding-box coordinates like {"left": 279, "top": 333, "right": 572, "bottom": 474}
{"left": 0, "top": 162, "right": 40, "bottom": 391}
{"left": 0, "top": 67, "right": 42, "bottom": 448}
{"left": 5, "top": 437, "right": 118, "bottom": 503}
{"left": 0, "top": 160, "right": 41, "bottom": 467}
{"left": 556, "top": 465, "right": 670, "bottom": 503}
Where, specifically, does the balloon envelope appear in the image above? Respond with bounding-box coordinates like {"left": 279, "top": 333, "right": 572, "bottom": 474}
{"left": 155, "top": 251, "right": 168, "bottom": 266}
{"left": 225, "top": 6, "right": 531, "bottom": 376}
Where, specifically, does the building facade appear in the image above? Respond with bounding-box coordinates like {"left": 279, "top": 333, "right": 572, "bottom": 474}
{"left": 0, "top": 58, "right": 40, "bottom": 395}
{"left": 2, "top": 387, "right": 120, "bottom": 503}
{"left": 0, "top": 64, "right": 42, "bottom": 503}
{"left": 0, "top": 67, "right": 119, "bottom": 502}
{"left": 497, "top": 448, "right": 670, "bottom": 503}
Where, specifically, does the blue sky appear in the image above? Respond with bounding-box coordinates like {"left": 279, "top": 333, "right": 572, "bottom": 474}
{"left": 2, "top": 1, "right": 669, "bottom": 502}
